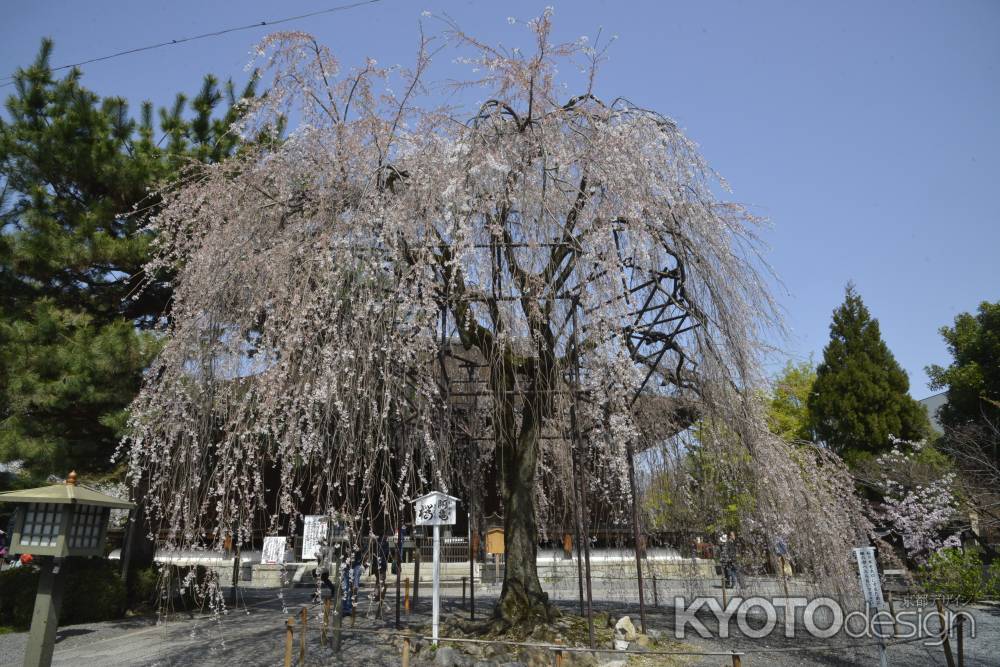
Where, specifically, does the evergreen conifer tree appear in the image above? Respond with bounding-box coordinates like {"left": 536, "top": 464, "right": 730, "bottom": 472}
{"left": 0, "top": 40, "right": 259, "bottom": 479}
{"left": 808, "top": 283, "right": 929, "bottom": 459}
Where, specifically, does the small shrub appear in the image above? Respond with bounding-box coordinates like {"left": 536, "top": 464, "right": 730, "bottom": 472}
{"left": 917, "top": 547, "right": 997, "bottom": 602}
{"left": 0, "top": 567, "right": 39, "bottom": 629}
{"left": 0, "top": 557, "right": 126, "bottom": 630}
{"left": 60, "top": 559, "right": 126, "bottom": 624}
{"left": 127, "top": 565, "right": 160, "bottom": 607}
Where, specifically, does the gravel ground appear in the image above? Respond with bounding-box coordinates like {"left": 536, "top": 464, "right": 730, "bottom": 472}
{"left": 1, "top": 583, "right": 997, "bottom": 666}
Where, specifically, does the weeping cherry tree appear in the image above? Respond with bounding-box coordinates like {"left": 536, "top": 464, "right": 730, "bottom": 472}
{"left": 122, "top": 12, "right": 869, "bottom": 628}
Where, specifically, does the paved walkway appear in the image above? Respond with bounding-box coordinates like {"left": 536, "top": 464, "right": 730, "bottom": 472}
{"left": 2, "top": 586, "right": 997, "bottom": 666}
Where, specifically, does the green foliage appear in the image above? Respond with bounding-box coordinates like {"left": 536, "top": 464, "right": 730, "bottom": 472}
{"left": 0, "top": 567, "right": 36, "bottom": 629}
{"left": 917, "top": 547, "right": 1000, "bottom": 602}
{"left": 0, "top": 39, "right": 258, "bottom": 477}
{"left": 767, "top": 360, "right": 816, "bottom": 442}
{"left": 0, "top": 557, "right": 126, "bottom": 630}
{"left": 927, "top": 300, "right": 1000, "bottom": 457}
{"left": 60, "top": 558, "right": 127, "bottom": 624}
{"left": 127, "top": 565, "right": 160, "bottom": 607}
{"left": 644, "top": 426, "right": 753, "bottom": 536}
{"left": 808, "top": 284, "right": 929, "bottom": 459}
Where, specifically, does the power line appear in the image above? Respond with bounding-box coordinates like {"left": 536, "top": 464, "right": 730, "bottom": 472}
{"left": 0, "top": 0, "right": 383, "bottom": 88}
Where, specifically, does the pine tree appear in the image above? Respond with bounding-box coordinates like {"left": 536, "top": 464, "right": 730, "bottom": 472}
{"left": 808, "top": 283, "right": 929, "bottom": 460}
{"left": 0, "top": 40, "right": 258, "bottom": 479}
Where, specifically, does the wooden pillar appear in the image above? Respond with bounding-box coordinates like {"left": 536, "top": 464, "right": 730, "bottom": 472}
{"left": 322, "top": 598, "right": 330, "bottom": 647}
{"left": 936, "top": 599, "right": 956, "bottom": 667}
{"left": 401, "top": 631, "right": 412, "bottom": 667}
{"left": 283, "top": 617, "right": 294, "bottom": 667}
{"left": 299, "top": 606, "right": 307, "bottom": 664}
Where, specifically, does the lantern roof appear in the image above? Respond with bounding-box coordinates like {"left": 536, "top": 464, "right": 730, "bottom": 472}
{"left": 0, "top": 471, "right": 134, "bottom": 509}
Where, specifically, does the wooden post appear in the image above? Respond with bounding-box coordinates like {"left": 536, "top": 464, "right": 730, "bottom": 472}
{"left": 413, "top": 540, "right": 421, "bottom": 608}
{"left": 299, "top": 606, "right": 307, "bottom": 664}
{"left": 401, "top": 631, "right": 412, "bottom": 667}
{"left": 230, "top": 551, "right": 241, "bottom": 606}
{"left": 462, "top": 576, "right": 467, "bottom": 609}
{"left": 936, "top": 599, "right": 957, "bottom": 667}
{"left": 779, "top": 555, "right": 790, "bottom": 600}
{"left": 404, "top": 577, "right": 411, "bottom": 613}
{"left": 283, "top": 617, "right": 294, "bottom": 667}
{"left": 650, "top": 566, "right": 659, "bottom": 608}
{"left": 322, "top": 598, "right": 331, "bottom": 647}
{"left": 887, "top": 590, "right": 899, "bottom": 637}
{"left": 731, "top": 653, "right": 742, "bottom": 667}
{"left": 957, "top": 614, "right": 965, "bottom": 667}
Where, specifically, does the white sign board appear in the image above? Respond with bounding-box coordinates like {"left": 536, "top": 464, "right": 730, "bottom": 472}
{"left": 853, "top": 546, "right": 885, "bottom": 609}
{"left": 301, "top": 515, "right": 327, "bottom": 562}
{"left": 413, "top": 491, "right": 458, "bottom": 526}
{"left": 261, "top": 536, "right": 288, "bottom": 564}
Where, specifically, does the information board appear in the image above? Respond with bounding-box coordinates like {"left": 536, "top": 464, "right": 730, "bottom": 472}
{"left": 413, "top": 491, "right": 458, "bottom": 526}
{"left": 853, "top": 546, "right": 885, "bottom": 609}
{"left": 301, "top": 515, "right": 327, "bottom": 562}
{"left": 261, "top": 536, "right": 287, "bottom": 564}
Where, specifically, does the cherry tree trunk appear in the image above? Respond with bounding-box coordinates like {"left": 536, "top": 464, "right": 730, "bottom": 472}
{"left": 495, "top": 418, "right": 556, "bottom": 626}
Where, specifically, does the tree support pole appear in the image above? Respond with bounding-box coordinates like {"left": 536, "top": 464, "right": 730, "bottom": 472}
{"left": 119, "top": 505, "right": 138, "bottom": 582}
{"left": 413, "top": 537, "right": 421, "bottom": 608}
{"left": 331, "top": 550, "right": 343, "bottom": 652}
{"left": 625, "top": 439, "right": 648, "bottom": 634}
{"left": 573, "top": 458, "right": 586, "bottom": 617}
{"left": 395, "top": 525, "right": 403, "bottom": 629}
{"left": 571, "top": 305, "right": 595, "bottom": 649}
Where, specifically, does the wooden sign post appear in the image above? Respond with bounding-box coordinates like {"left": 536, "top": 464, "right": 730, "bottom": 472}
{"left": 413, "top": 491, "right": 459, "bottom": 645}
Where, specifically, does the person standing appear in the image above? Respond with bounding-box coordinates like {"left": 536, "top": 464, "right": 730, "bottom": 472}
{"left": 374, "top": 534, "right": 390, "bottom": 602}
{"left": 719, "top": 531, "right": 741, "bottom": 588}
{"left": 342, "top": 545, "right": 364, "bottom": 614}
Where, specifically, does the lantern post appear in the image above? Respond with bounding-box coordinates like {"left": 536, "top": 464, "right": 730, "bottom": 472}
{"left": 0, "top": 471, "right": 134, "bottom": 667}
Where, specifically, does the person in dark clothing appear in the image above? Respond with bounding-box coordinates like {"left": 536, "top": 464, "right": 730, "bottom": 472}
{"left": 719, "top": 531, "right": 742, "bottom": 588}
{"left": 342, "top": 546, "right": 364, "bottom": 614}
{"left": 373, "top": 534, "right": 390, "bottom": 602}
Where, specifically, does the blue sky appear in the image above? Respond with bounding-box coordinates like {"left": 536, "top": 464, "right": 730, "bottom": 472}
{"left": 4, "top": 1, "right": 998, "bottom": 397}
